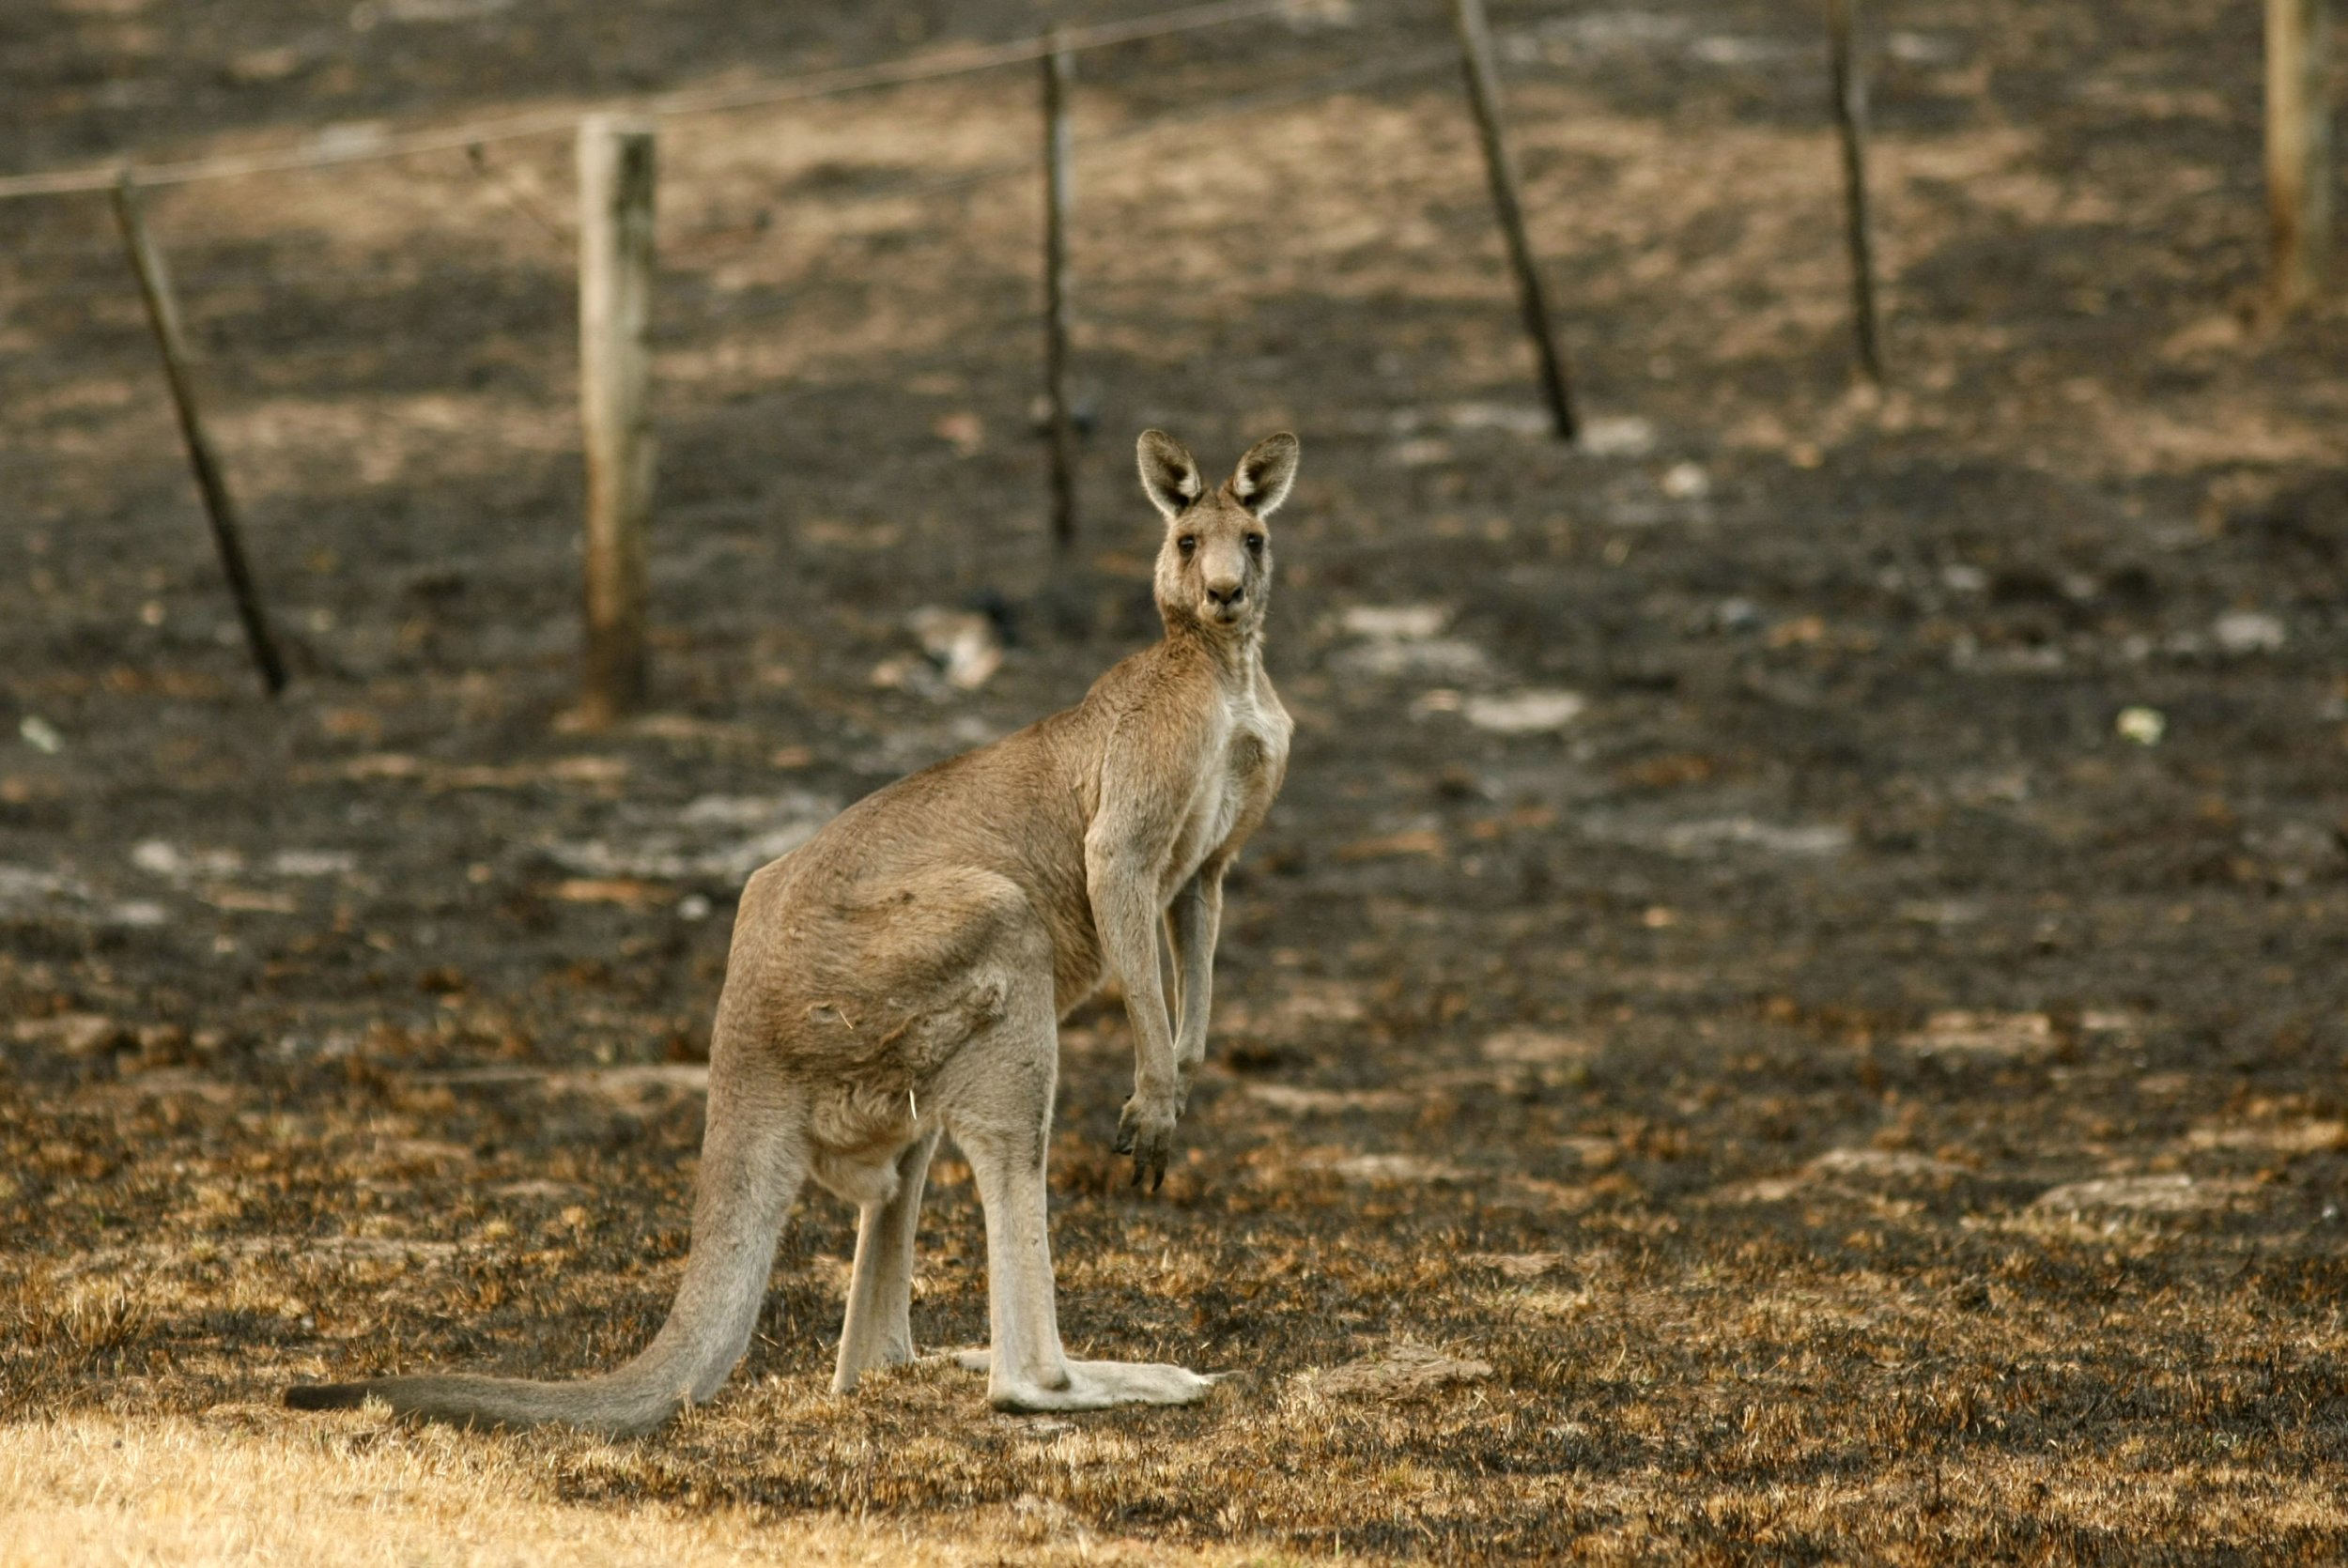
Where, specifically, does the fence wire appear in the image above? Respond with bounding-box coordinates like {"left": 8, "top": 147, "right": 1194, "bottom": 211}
{"left": 6, "top": 24, "right": 1477, "bottom": 357}
{"left": 3, "top": 0, "right": 1587, "bottom": 607}
{"left": 0, "top": 0, "right": 1299, "bottom": 200}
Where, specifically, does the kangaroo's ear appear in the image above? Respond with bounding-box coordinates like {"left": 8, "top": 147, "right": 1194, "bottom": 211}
{"left": 1230, "top": 432, "right": 1300, "bottom": 517}
{"left": 1136, "top": 430, "right": 1204, "bottom": 520}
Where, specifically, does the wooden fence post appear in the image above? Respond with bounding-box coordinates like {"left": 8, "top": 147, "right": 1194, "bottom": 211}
{"left": 1043, "top": 31, "right": 1079, "bottom": 548}
{"left": 2267, "top": 0, "right": 2334, "bottom": 311}
{"left": 111, "top": 171, "right": 287, "bottom": 696}
{"left": 578, "top": 115, "right": 657, "bottom": 725}
{"left": 1449, "top": 0, "right": 1577, "bottom": 442}
{"left": 1828, "top": 0, "right": 1885, "bottom": 384}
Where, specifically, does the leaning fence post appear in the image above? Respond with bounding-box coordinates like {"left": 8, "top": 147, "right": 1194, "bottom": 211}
{"left": 2266, "top": 0, "right": 2334, "bottom": 312}
{"left": 577, "top": 115, "right": 657, "bottom": 726}
{"left": 1449, "top": 0, "right": 1577, "bottom": 442}
{"left": 1042, "top": 30, "right": 1079, "bottom": 548}
{"left": 1827, "top": 0, "right": 1885, "bottom": 384}
{"left": 110, "top": 170, "right": 287, "bottom": 696}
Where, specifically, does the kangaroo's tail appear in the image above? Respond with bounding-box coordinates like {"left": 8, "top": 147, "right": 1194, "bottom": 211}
{"left": 286, "top": 1096, "right": 806, "bottom": 1437}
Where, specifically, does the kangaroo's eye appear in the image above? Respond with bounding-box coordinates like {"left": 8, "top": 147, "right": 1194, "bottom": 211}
{"left": 1177, "top": 535, "right": 1197, "bottom": 557}
{"left": 1244, "top": 533, "right": 1266, "bottom": 555}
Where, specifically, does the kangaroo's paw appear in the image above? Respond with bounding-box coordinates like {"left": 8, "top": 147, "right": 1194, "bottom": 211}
{"left": 989, "top": 1359, "right": 1216, "bottom": 1412}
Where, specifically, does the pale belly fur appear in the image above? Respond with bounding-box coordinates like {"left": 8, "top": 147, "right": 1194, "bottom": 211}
{"left": 1159, "top": 703, "right": 1285, "bottom": 900}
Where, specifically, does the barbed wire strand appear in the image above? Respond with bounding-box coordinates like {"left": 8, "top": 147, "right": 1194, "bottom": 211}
{"left": 4, "top": 252, "right": 550, "bottom": 301}
{"left": 0, "top": 0, "right": 1296, "bottom": 202}
{"left": 7, "top": 35, "right": 1461, "bottom": 312}
{"left": 0, "top": 23, "right": 1483, "bottom": 426}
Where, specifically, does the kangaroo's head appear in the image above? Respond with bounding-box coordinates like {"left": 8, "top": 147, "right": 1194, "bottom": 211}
{"left": 1136, "top": 429, "right": 1299, "bottom": 641}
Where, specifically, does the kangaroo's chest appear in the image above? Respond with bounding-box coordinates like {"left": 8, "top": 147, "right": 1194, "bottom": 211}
{"left": 1162, "top": 681, "right": 1291, "bottom": 899}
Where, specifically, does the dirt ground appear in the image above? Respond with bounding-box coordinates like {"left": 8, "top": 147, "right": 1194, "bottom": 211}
{"left": 6, "top": 0, "right": 2348, "bottom": 1560}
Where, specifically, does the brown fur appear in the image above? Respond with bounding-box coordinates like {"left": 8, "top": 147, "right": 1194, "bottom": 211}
{"left": 284, "top": 430, "right": 1298, "bottom": 1432}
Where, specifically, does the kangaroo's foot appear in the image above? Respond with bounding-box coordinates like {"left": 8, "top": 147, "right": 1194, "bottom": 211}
{"left": 831, "top": 1131, "right": 940, "bottom": 1395}
{"left": 832, "top": 1336, "right": 918, "bottom": 1395}
{"left": 947, "top": 1348, "right": 1216, "bottom": 1411}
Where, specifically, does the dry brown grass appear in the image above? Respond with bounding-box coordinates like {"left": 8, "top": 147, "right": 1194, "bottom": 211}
{"left": 0, "top": 1408, "right": 1281, "bottom": 1566}
{"left": 8, "top": 1049, "right": 2347, "bottom": 1561}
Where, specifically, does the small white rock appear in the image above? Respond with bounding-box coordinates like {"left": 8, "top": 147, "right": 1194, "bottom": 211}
{"left": 2115, "top": 706, "right": 2166, "bottom": 746}
{"left": 1660, "top": 462, "right": 1710, "bottom": 500}
{"left": 131, "top": 840, "right": 244, "bottom": 879}
{"left": 1444, "top": 402, "right": 1552, "bottom": 437}
{"left": 1341, "top": 604, "right": 1449, "bottom": 640}
{"left": 1655, "top": 817, "right": 1851, "bottom": 857}
{"left": 1576, "top": 416, "right": 1657, "bottom": 458}
{"left": 268, "top": 849, "right": 357, "bottom": 878}
{"left": 131, "top": 840, "right": 181, "bottom": 876}
{"left": 1463, "top": 690, "right": 1586, "bottom": 733}
{"left": 2211, "top": 610, "right": 2285, "bottom": 654}
{"left": 18, "top": 715, "right": 61, "bottom": 754}
{"left": 1333, "top": 638, "right": 1491, "bottom": 682}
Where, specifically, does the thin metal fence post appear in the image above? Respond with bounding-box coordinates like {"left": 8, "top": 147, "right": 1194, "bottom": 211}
{"left": 1043, "top": 31, "right": 1079, "bottom": 547}
{"left": 1449, "top": 0, "right": 1577, "bottom": 441}
{"left": 1828, "top": 0, "right": 1886, "bottom": 384}
{"left": 111, "top": 170, "right": 287, "bottom": 696}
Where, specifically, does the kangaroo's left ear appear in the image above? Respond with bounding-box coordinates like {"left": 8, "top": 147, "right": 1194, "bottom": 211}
{"left": 1137, "top": 429, "right": 1205, "bottom": 520}
{"left": 1230, "top": 432, "right": 1300, "bottom": 517}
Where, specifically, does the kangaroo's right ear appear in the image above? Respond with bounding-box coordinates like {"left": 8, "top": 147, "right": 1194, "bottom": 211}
{"left": 1230, "top": 432, "right": 1300, "bottom": 517}
{"left": 1136, "top": 430, "right": 1204, "bottom": 520}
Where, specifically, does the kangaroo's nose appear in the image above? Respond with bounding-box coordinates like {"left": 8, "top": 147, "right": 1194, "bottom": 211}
{"left": 1206, "top": 581, "right": 1245, "bottom": 607}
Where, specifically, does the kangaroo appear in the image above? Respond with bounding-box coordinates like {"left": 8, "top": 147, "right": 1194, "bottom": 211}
{"left": 285, "top": 430, "right": 1298, "bottom": 1433}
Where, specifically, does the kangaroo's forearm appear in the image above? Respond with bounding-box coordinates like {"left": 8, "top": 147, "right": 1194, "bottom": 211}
{"left": 1166, "top": 873, "right": 1223, "bottom": 1065}
{"left": 1091, "top": 869, "right": 1178, "bottom": 1093}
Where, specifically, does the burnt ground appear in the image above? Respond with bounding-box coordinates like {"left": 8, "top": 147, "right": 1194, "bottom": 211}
{"left": 5, "top": 0, "right": 2348, "bottom": 1560}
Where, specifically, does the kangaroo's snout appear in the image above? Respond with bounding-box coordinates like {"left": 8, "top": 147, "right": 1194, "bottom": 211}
{"left": 1206, "top": 580, "right": 1245, "bottom": 607}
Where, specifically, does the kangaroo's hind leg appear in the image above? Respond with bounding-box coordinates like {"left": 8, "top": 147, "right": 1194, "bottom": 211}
{"left": 831, "top": 1127, "right": 942, "bottom": 1394}
{"left": 944, "top": 955, "right": 1213, "bottom": 1412}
